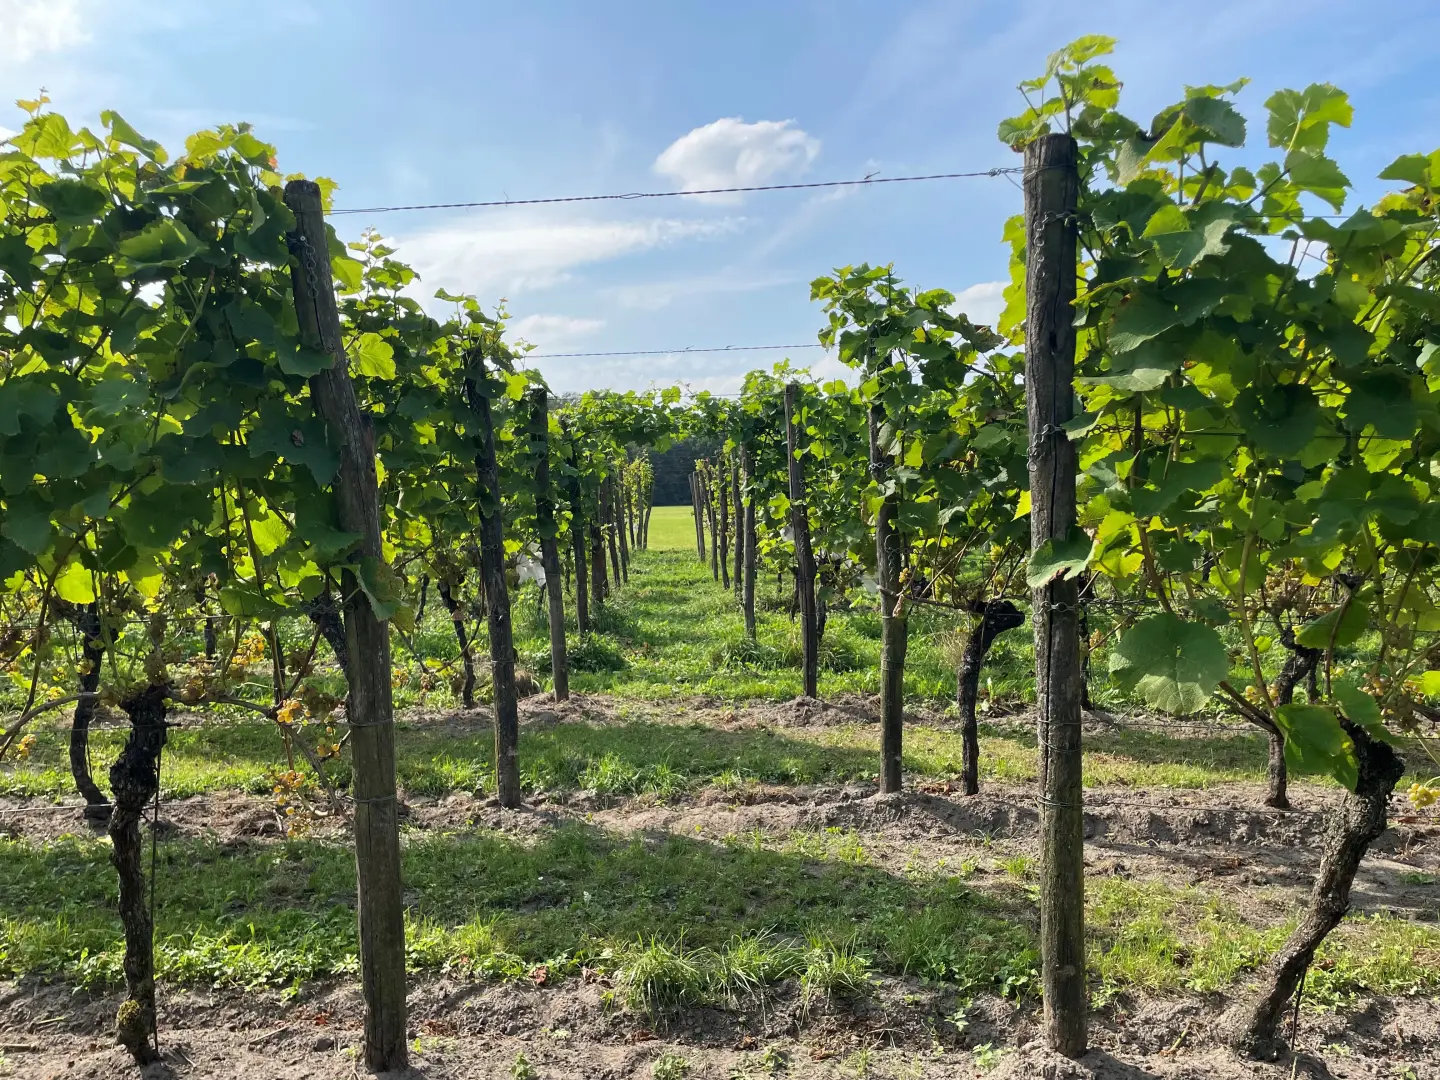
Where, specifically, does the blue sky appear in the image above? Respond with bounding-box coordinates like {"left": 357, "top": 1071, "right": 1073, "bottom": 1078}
{"left": 3, "top": 0, "right": 1438, "bottom": 393}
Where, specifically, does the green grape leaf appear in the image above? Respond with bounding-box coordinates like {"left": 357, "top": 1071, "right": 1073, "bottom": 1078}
{"left": 1332, "top": 680, "right": 1394, "bottom": 745}
{"left": 1275, "top": 703, "right": 1357, "bottom": 790}
{"left": 1026, "top": 526, "right": 1092, "bottom": 588}
{"left": 35, "top": 178, "right": 108, "bottom": 223}
{"left": 118, "top": 486, "right": 211, "bottom": 552}
{"left": 101, "top": 110, "right": 166, "bottom": 161}
{"left": 247, "top": 408, "right": 340, "bottom": 485}
{"left": 1295, "top": 596, "right": 1369, "bottom": 649}
{"left": 357, "top": 555, "right": 405, "bottom": 621}
{"left": 1285, "top": 148, "right": 1350, "bottom": 211}
{"left": 1182, "top": 96, "right": 1246, "bottom": 147}
{"left": 0, "top": 378, "right": 61, "bottom": 436}
{"left": 218, "top": 583, "right": 289, "bottom": 619}
{"left": 1, "top": 493, "right": 54, "bottom": 555}
{"left": 1109, "top": 613, "right": 1228, "bottom": 714}
{"left": 353, "top": 333, "right": 396, "bottom": 380}
{"left": 0, "top": 538, "right": 32, "bottom": 582}
{"left": 275, "top": 341, "right": 334, "bottom": 378}
{"left": 1234, "top": 383, "right": 1320, "bottom": 458}
{"left": 1265, "top": 84, "right": 1352, "bottom": 151}
{"left": 118, "top": 219, "right": 203, "bottom": 268}
{"left": 52, "top": 560, "right": 97, "bottom": 604}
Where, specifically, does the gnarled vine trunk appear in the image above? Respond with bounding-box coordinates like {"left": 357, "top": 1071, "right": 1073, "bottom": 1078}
{"left": 956, "top": 599, "right": 1025, "bottom": 796}
{"left": 58, "top": 603, "right": 110, "bottom": 821}
{"left": 1223, "top": 723, "right": 1405, "bottom": 1057}
{"left": 108, "top": 683, "right": 168, "bottom": 1065}
{"left": 437, "top": 579, "right": 476, "bottom": 709}
{"left": 302, "top": 586, "right": 349, "bottom": 681}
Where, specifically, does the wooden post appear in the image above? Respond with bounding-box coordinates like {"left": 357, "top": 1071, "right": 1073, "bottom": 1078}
{"left": 590, "top": 517, "right": 609, "bottom": 611}
{"left": 784, "top": 385, "right": 819, "bottom": 698}
{"left": 718, "top": 458, "right": 731, "bottom": 590}
{"left": 740, "top": 443, "right": 757, "bottom": 641}
{"left": 562, "top": 426, "right": 590, "bottom": 634}
{"left": 870, "top": 406, "right": 907, "bottom": 794}
{"left": 707, "top": 467, "right": 720, "bottom": 581}
{"left": 464, "top": 361, "right": 521, "bottom": 810}
{"left": 1024, "top": 133, "right": 1086, "bottom": 1058}
{"left": 285, "top": 180, "right": 407, "bottom": 1072}
{"left": 616, "top": 461, "right": 631, "bottom": 581}
{"left": 690, "top": 473, "right": 705, "bottom": 560}
{"left": 604, "top": 477, "right": 623, "bottom": 586}
{"left": 730, "top": 458, "right": 743, "bottom": 597}
{"left": 530, "top": 390, "right": 569, "bottom": 702}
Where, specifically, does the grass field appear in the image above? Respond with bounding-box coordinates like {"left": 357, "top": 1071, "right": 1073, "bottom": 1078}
{"left": 2, "top": 508, "right": 1437, "bottom": 1079}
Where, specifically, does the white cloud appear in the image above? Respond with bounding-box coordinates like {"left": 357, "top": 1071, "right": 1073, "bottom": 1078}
{"left": 510, "top": 314, "right": 606, "bottom": 350}
{"left": 605, "top": 271, "right": 797, "bottom": 313}
{"left": 0, "top": 0, "right": 87, "bottom": 63}
{"left": 654, "top": 117, "right": 819, "bottom": 204}
{"left": 952, "top": 281, "right": 1007, "bottom": 329}
{"left": 391, "top": 211, "right": 745, "bottom": 300}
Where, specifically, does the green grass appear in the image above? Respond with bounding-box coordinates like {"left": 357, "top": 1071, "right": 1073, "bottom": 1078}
{"left": 2, "top": 706, "right": 1309, "bottom": 801}
{"left": 1, "top": 823, "right": 1433, "bottom": 1009}
{"left": 0, "top": 823, "right": 1036, "bottom": 1004}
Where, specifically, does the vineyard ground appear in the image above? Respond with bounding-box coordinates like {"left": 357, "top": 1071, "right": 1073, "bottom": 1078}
{"left": 1, "top": 509, "right": 1437, "bottom": 1079}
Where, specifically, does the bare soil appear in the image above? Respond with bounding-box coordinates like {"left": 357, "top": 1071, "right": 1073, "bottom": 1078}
{"left": 3, "top": 696, "right": 1438, "bottom": 1079}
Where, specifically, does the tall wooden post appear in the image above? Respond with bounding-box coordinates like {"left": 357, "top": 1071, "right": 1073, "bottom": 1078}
{"left": 718, "top": 458, "right": 731, "bottom": 590}
{"left": 562, "top": 427, "right": 590, "bottom": 634}
{"left": 464, "top": 362, "right": 521, "bottom": 810}
{"left": 285, "top": 180, "right": 407, "bottom": 1072}
{"left": 530, "top": 390, "right": 569, "bottom": 702}
{"left": 1024, "top": 132, "right": 1086, "bottom": 1058}
{"left": 615, "top": 461, "right": 630, "bottom": 581}
{"left": 870, "top": 406, "right": 907, "bottom": 794}
{"left": 784, "top": 385, "right": 819, "bottom": 698}
{"left": 707, "top": 467, "right": 720, "bottom": 581}
{"left": 740, "top": 444, "right": 758, "bottom": 641}
{"left": 730, "top": 458, "right": 743, "bottom": 597}
{"left": 690, "top": 473, "right": 705, "bottom": 560}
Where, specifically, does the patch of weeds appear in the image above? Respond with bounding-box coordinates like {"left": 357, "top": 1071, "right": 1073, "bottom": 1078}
{"left": 800, "top": 935, "right": 871, "bottom": 1009}
{"left": 510, "top": 1051, "right": 536, "bottom": 1080}
{"left": 972, "top": 1043, "right": 1011, "bottom": 1070}
{"left": 711, "top": 932, "right": 804, "bottom": 1004}
{"left": 566, "top": 633, "right": 629, "bottom": 673}
{"left": 617, "top": 937, "right": 708, "bottom": 1013}
{"left": 999, "top": 854, "right": 1032, "bottom": 880}
{"left": 1399, "top": 870, "right": 1437, "bottom": 886}
{"left": 841, "top": 1047, "right": 873, "bottom": 1077}
{"left": 652, "top": 1051, "right": 691, "bottom": 1080}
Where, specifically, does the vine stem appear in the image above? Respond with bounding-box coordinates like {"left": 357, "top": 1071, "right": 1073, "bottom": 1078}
{"left": 1237, "top": 474, "right": 1275, "bottom": 714}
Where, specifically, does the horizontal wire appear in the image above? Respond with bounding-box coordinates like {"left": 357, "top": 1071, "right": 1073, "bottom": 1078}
{"left": 329, "top": 168, "right": 1022, "bottom": 216}
{"left": 531, "top": 343, "right": 827, "bottom": 359}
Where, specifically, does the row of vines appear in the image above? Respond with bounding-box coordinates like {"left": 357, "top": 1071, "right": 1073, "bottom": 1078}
{"left": 1, "top": 36, "right": 1438, "bottom": 1070}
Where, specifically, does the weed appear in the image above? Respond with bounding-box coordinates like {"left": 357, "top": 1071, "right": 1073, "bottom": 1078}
{"left": 510, "top": 1051, "right": 536, "bottom": 1080}
{"left": 841, "top": 1047, "right": 872, "bottom": 1077}
{"left": 652, "top": 1051, "right": 690, "bottom": 1080}
{"left": 999, "top": 854, "right": 1032, "bottom": 880}
{"left": 800, "top": 935, "right": 871, "bottom": 1009}
{"left": 972, "top": 1043, "right": 1011, "bottom": 1070}
{"left": 617, "top": 937, "right": 707, "bottom": 1013}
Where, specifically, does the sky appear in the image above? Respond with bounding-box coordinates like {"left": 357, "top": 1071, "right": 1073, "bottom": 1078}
{"left": 3, "top": 0, "right": 1439, "bottom": 394}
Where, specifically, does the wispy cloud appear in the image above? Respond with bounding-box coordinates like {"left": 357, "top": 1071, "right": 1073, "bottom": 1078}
{"left": 510, "top": 314, "right": 606, "bottom": 351}
{"left": 953, "top": 281, "right": 1007, "bottom": 328}
{"left": 0, "top": 0, "right": 88, "bottom": 63}
{"left": 654, "top": 117, "right": 820, "bottom": 204}
{"left": 391, "top": 211, "right": 746, "bottom": 300}
{"left": 603, "top": 270, "right": 797, "bottom": 313}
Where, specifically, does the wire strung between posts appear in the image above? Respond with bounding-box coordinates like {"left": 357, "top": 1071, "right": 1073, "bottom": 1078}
{"left": 329, "top": 168, "right": 1024, "bottom": 215}
{"left": 530, "top": 343, "right": 827, "bottom": 359}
